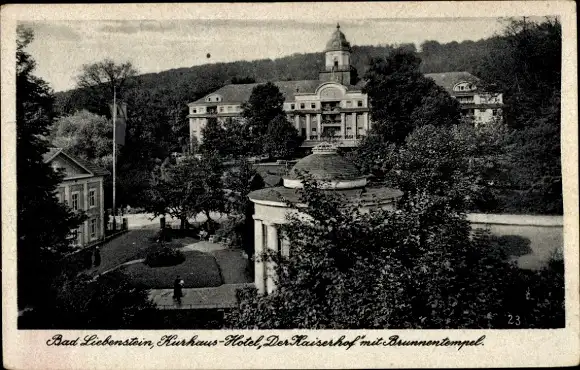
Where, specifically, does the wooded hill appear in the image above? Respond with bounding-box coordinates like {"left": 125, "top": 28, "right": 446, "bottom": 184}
{"left": 54, "top": 38, "right": 497, "bottom": 116}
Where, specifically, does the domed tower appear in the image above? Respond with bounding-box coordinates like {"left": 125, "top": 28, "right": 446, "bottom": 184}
{"left": 319, "top": 23, "right": 357, "bottom": 85}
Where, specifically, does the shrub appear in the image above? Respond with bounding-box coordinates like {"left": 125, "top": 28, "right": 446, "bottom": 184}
{"left": 144, "top": 245, "right": 185, "bottom": 267}
{"left": 214, "top": 215, "right": 244, "bottom": 246}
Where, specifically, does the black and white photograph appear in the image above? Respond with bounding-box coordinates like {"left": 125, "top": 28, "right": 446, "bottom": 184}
{"left": 2, "top": 2, "right": 578, "bottom": 369}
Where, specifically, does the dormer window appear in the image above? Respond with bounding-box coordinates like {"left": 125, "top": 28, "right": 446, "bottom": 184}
{"left": 453, "top": 82, "right": 476, "bottom": 92}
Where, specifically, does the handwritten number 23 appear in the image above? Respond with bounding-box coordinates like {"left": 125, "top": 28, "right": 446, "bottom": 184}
{"left": 508, "top": 314, "right": 521, "bottom": 326}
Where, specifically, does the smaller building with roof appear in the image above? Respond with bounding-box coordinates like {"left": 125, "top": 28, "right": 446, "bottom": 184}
{"left": 425, "top": 71, "right": 504, "bottom": 125}
{"left": 248, "top": 142, "right": 403, "bottom": 294}
{"left": 44, "top": 148, "right": 109, "bottom": 247}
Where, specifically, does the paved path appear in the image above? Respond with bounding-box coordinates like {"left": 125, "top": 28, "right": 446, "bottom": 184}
{"left": 467, "top": 213, "right": 563, "bottom": 227}
{"left": 124, "top": 213, "right": 228, "bottom": 230}
{"left": 149, "top": 283, "right": 254, "bottom": 309}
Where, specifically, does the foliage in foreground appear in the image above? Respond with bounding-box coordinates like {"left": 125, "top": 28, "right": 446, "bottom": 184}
{"left": 19, "top": 271, "right": 156, "bottom": 329}
{"left": 225, "top": 178, "right": 564, "bottom": 329}
{"left": 16, "top": 26, "right": 86, "bottom": 308}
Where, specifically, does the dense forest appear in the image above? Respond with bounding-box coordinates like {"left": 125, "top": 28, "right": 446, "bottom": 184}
{"left": 55, "top": 39, "right": 496, "bottom": 115}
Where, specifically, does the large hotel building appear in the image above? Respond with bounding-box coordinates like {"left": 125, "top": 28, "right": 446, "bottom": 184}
{"left": 188, "top": 24, "right": 503, "bottom": 150}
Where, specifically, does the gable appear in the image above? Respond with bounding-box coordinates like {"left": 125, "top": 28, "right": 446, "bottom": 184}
{"left": 48, "top": 154, "right": 92, "bottom": 178}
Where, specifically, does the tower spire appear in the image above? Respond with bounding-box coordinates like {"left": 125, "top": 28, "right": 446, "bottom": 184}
{"left": 337, "top": 22, "right": 340, "bottom": 30}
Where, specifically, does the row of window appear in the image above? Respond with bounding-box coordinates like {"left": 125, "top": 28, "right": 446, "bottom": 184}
{"left": 289, "top": 100, "right": 364, "bottom": 110}
{"left": 305, "top": 126, "right": 365, "bottom": 133}
{"left": 464, "top": 108, "right": 500, "bottom": 116}
{"left": 56, "top": 189, "right": 97, "bottom": 211}
{"left": 206, "top": 96, "right": 221, "bottom": 102}
{"left": 191, "top": 105, "right": 241, "bottom": 114}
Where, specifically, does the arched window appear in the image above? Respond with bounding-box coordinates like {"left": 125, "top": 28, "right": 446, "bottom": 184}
{"left": 334, "top": 58, "right": 339, "bottom": 68}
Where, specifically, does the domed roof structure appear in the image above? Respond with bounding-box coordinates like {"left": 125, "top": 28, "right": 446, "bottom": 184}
{"left": 285, "top": 143, "right": 363, "bottom": 182}
{"left": 249, "top": 141, "right": 402, "bottom": 206}
{"left": 325, "top": 23, "right": 352, "bottom": 52}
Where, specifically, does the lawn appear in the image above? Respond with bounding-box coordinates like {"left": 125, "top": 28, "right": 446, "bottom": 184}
{"left": 121, "top": 250, "right": 223, "bottom": 289}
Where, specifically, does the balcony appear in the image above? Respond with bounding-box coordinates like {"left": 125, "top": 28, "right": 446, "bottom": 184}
{"left": 301, "top": 138, "right": 363, "bottom": 148}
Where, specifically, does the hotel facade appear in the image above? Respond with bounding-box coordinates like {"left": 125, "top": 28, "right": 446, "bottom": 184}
{"left": 188, "top": 24, "right": 503, "bottom": 150}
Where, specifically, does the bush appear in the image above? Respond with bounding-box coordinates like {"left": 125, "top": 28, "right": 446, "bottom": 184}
{"left": 144, "top": 245, "right": 185, "bottom": 267}
{"left": 214, "top": 215, "right": 244, "bottom": 247}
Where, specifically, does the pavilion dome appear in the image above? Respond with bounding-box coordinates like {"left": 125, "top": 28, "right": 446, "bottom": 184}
{"left": 325, "top": 23, "right": 352, "bottom": 52}
{"left": 283, "top": 142, "right": 367, "bottom": 189}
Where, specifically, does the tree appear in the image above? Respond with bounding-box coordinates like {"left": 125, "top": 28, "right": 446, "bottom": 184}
{"left": 199, "top": 117, "right": 227, "bottom": 156}
{"left": 16, "top": 26, "right": 85, "bottom": 308}
{"left": 222, "top": 117, "right": 253, "bottom": 158}
{"left": 476, "top": 17, "right": 562, "bottom": 214}
{"left": 231, "top": 76, "right": 256, "bottom": 84}
{"left": 50, "top": 110, "right": 113, "bottom": 167}
{"left": 19, "top": 271, "right": 156, "bottom": 329}
{"left": 362, "top": 48, "right": 461, "bottom": 145}
{"left": 263, "top": 115, "right": 303, "bottom": 159}
{"left": 224, "top": 158, "right": 266, "bottom": 262}
{"left": 477, "top": 17, "right": 561, "bottom": 128}
{"left": 76, "top": 58, "right": 138, "bottom": 100}
{"left": 241, "top": 82, "right": 286, "bottom": 154}
{"left": 146, "top": 152, "right": 225, "bottom": 229}
{"left": 225, "top": 177, "right": 564, "bottom": 329}
{"left": 385, "top": 124, "right": 487, "bottom": 212}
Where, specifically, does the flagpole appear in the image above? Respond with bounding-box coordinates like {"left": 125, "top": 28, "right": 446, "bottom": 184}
{"left": 112, "top": 86, "right": 117, "bottom": 231}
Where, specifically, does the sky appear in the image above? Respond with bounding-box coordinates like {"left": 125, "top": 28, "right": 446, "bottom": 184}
{"left": 22, "top": 17, "right": 512, "bottom": 92}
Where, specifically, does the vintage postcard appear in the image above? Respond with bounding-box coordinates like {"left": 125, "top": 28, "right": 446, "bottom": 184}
{"left": 1, "top": 2, "right": 578, "bottom": 369}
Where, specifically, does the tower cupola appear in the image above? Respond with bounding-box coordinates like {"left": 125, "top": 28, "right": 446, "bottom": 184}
{"left": 325, "top": 23, "right": 352, "bottom": 52}
{"left": 319, "top": 23, "right": 357, "bottom": 85}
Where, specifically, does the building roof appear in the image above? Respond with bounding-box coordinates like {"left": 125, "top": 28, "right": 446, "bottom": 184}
{"left": 285, "top": 145, "right": 363, "bottom": 182}
{"left": 248, "top": 185, "right": 403, "bottom": 205}
{"left": 191, "top": 80, "right": 321, "bottom": 105}
{"left": 43, "top": 148, "right": 110, "bottom": 177}
{"left": 325, "top": 23, "right": 352, "bottom": 52}
{"left": 424, "top": 72, "right": 481, "bottom": 94}
{"left": 191, "top": 79, "right": 364, "bottom": 105}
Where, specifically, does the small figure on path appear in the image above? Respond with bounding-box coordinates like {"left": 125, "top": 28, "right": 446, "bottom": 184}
{"left": 93, "top": 246, "right": 101, "bottom": 267}
{"left": 173, "top": 275, "right": 184, "bottom": 304}
{"left": 199, "top": 229, "right": 208, "bottom": 241}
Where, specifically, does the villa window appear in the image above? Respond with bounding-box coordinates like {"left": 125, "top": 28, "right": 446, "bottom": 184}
{"left": 219, "top": 106, "right": 224, "bottom": 112}
{"left": 300, "top": 103, "right": 305, "bottom": 109}
{"left": 89, "top": 189, "right": 96, "bottom": 208}
{"left": 311, "top": 103, "right": 316, "bottom": 109}
{"left": 71, "top": 192, "right": 79, "bottom": 211}
{"left": 312, "top": 128, "right": 317, "bottom": 132}
{"left": 73, "top": 227, "right": 82, "bottom": 246}
{"left": 90, "top": 218, "right": 97, "bottom": 239}
{"left": 357, "top": 101, "right": 363, "bottom": 107}
{"left": 291, "top": 104, "right": 295, "bottom": 110}
{"left": 192, "top": 108, "right": 197, "bottom": 114}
